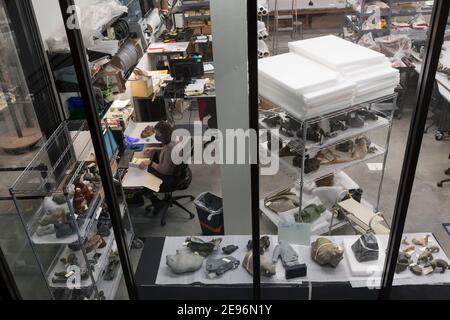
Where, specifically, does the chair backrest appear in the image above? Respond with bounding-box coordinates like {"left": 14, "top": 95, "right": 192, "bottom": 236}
{"left": 172, "top": 162, "right": 192, "bottom": 190}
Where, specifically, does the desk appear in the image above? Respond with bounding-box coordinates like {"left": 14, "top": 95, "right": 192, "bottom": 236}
{"left": 147, "top": 42, "right": 190, "bottom": 70}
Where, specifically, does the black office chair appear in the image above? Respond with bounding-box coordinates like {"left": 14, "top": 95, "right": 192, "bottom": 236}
{"left": 437, "top": 154, "right": 450, "bottom": 187}
{"left": 145, "top": 162, "right": 196, "bottom": 226}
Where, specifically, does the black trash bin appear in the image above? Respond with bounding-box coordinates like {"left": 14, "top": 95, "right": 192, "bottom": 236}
{"left": 194, "top": 192, "right": 224, "bottom": 236}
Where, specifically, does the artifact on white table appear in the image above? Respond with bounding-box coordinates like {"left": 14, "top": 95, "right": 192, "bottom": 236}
{"left": 166, "top": 251, "right": 204, "bottom": 274}
{"left": 311, "top": 237, "right": 343, "bottom": 267}
{"left": 242, "top": 252, "right": 275, "bottom": 277}
{"left": 412, "top": 235, "right": 430, "bottom": 247}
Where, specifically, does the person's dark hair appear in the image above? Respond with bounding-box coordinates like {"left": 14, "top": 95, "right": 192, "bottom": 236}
{"left": 155, "top": 121, "right": 173, "bottom": 145}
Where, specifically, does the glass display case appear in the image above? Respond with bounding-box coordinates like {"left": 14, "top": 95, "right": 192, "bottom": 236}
{"left": 10, "top": 120, "right": 134, "bottom": 300}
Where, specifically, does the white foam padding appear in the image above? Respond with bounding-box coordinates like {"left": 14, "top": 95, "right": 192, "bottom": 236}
{"left": 256, "top": 35, "right": 400, "bottom": 114}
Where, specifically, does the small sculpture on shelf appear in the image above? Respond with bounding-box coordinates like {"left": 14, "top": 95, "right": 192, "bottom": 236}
{"left": 222, "top": 245, "right": 239, "bottom": 255}
{"left": 247, "top": 236, "right": 271, "bottom": 254}
{"left": 417, "top": 251, "right": 434, "bottom": 265}
{"left": 396, "top": 252, "right": 412, "bottom": 274}
{"left": 73, "top": 188, "right": 88, "bottom": 216}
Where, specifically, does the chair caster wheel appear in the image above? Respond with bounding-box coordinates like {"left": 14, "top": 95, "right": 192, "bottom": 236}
{"left": 445, "top": 169, "right": 450, "bottom": 176}
{"left": 437, "top": 182, "right": 443, "bottom": 187}
{"left": 189, "top": 214, "right": 195, "bottom": 219}
{"left": 435, "top": 132, "right": 444, "bottom": 141}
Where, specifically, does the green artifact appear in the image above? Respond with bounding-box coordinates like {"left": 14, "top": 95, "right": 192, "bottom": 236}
{"left": 297, "top": 204, "right": 326, "bottom": 223}
{"left": 428, "top": 259, "right": 449, "bottom": 273}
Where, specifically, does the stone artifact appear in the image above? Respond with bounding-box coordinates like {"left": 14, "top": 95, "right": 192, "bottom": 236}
{"left": 36, "top": 224, "right": 56, "bottom": 236}
{"left": 75, "top": 181, "right": 94, "bottom": 204}
{"left": 409, "top": 263, "right": 423, "bottom": 276}
{"left": 426, "top": 245, "right": 440, "bottom": 253}
{"left": 54, "top": 220, "right": 77, "bottom": 239}
{"left": 247, "top": 236, "right": 270, "bottom": 254}
{"left": 39, "top": 208, "right": 66, "bottom": 226}
{"left": 311, "top": 237, "right": 344, "bottom": 267}
{"left": 417, "top": 251, "right": 434, "bottom": 265}
{"left": 60, "top": 253, "right": 78, "bottom": 266}
{"left": 402, "top": 237, "right": 410, "bottom": 246}
{"left": 272, "top": 241, "right": 307, "bottom": 279}
{"left": 403, "top": 244, "right": 415, "bottom": 253}
{"left": 351, "top": 233, "right": 379, "bottom": 263}
{"left": 222, "top": 245, "right": 239, "bottom": 255}
{"left": 412, "top": 235, "right": 430, "bottom": 247}
{"left": 73, "top": 188, "right": 88, "bottom": 215}
{"left": 242, "top": 252, "right": 276, "bottom": 277}
{"left": 205, "top": 256, "right": 240, "bottom": 278}
{"left": 296, "top": 204, "right": 326, "bottom": 223}
{"left": 85, "top": 235, "right": 104, "bottom": 254}
{"left": 428, "top": 259, "right": 449, "bottom": 273}
{"left": 166, "top": 251, "right": 204, "bottom": 274}
{"left": 185, "top": 237, "right": 222, "bottom": 257}
{"left": 396, "top": 252, "right": 412, "bottom": 273}
{"left": 104, "top": 252, "right": 121, "bottom": 280}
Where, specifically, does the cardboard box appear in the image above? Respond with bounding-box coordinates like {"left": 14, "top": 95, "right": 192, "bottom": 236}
{"left": 259, "top": 96, "right": 278, "bottom": 111}
{"left": 130, "top": 75, "right": 154, "bottom": 98}
{"left": 192, "top": 27, "right": 202, "bottom": 35}
{"left": 202, "top": 25, "right": 212, "bottom": 34}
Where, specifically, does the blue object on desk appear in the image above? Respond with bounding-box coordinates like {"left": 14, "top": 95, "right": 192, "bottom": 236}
{"left": 127, "top": 144, "right": 144, "bottom": 152}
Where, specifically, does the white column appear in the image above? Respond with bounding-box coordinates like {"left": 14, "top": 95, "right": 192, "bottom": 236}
{"left": 210, "top": 0, "right": 252, "bottom": 234}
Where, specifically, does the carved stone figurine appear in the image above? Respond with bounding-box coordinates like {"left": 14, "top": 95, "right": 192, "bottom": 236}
{"left": 247, "top": 236, "right": 270, "bottom": 254}
{"left": 412, "top": 235, "right": 430, "bottom": 247}
{"left": 351, "top": 233, "right": 379, "bottom": 263}
{"left": 311, "top": 237, "right": 344, "bottom": 267}
{"left": 417, "top": 251, "right": 434, "bottom": 265}
{"left": 409, "top": 263, "right": 423, "bottom": 276}
{"left": 396, "top": 252, "right": 412, "bottom": 274}
{"left": 428, "top": 259, "right": 449, "bottom": 273}
{"left": 242, "top": 252, "right": 276, "bottom": 277}
{"left": 205, "top": 256, "right": 240, "bottom": 278}
{"left": 426, "top": 245, "right": 440, "bottom": 254}
{"left": 166, "top": 251, "right": 204, "bottom": 274}
{"left": 185, "top": 237, "right": 222, "bottom": 257}
{"left": 222, "top": 245, "right": 239, "bottom": 255}
{"left": 73, "top": 188, "right": 87, "bottom": 215}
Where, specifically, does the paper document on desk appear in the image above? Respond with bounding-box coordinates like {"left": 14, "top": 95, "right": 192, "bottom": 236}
{"left": 122, "top": 167, "right": 162, "bottom": 192}
{"left": 185, "top": 79, "right": 207, "bottom": 95}
{"left": 204, "top": 64, "right": 214, "bottom": 72}
{"left": 110, "top": 99, "right": 131, "bottom": 110}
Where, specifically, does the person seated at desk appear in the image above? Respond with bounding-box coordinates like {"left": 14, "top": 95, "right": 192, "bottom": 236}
{"left": 139, "top": 121, "right": 176, "bottom": 212}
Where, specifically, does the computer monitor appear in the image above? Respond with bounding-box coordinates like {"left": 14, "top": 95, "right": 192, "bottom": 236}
{"left": 170, "top": 58, "right": 204, "bottom": 81}
{"left": 103, "top": 128, "right": 119, "bottom": 161}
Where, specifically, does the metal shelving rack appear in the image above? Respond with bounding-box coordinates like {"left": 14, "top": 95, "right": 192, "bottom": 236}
{"left": 259, "top": 93, "right": 396, "bottom": 235}
{"left": 345, "top": 0, "right": 392, "bottom": 41}
{"left": 9, "top": 120, "right": 135, "bottom": 300}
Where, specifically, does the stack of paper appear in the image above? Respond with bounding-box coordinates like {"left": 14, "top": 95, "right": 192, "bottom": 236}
{"left": 289, "top": 35, "right": 399, "bottom": 105}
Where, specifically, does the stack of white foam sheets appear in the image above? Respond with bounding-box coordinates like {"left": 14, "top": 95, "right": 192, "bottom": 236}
{"left": 288, "top": 35, "right": 400, "bottom": 105}
{"left": 258, "top": 52, "right": 355, "bottom": 119}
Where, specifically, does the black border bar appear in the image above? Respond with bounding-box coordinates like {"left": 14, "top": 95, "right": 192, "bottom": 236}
{"left": 380, "top": 0, "right": 450, "bottom": 299}
{"left": 247, "top": 0, "right": 261, "bottom": 300}
{"left": 58, "top": 0, "right": 138, "bottom": 300}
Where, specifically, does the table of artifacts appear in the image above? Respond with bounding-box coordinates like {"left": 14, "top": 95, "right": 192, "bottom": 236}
{"left": 155, "top": 233, "right": 450, "bottom": 288}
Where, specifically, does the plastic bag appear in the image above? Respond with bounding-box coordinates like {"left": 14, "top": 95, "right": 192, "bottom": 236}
{"left": 375, "top": 34, "right": 412, "bottom": 60}
{"left": 46, "top": 0, "right": 128, "bottom": 52}
{"left": 358, "top": 33, "right": 381, "bottom": 52}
